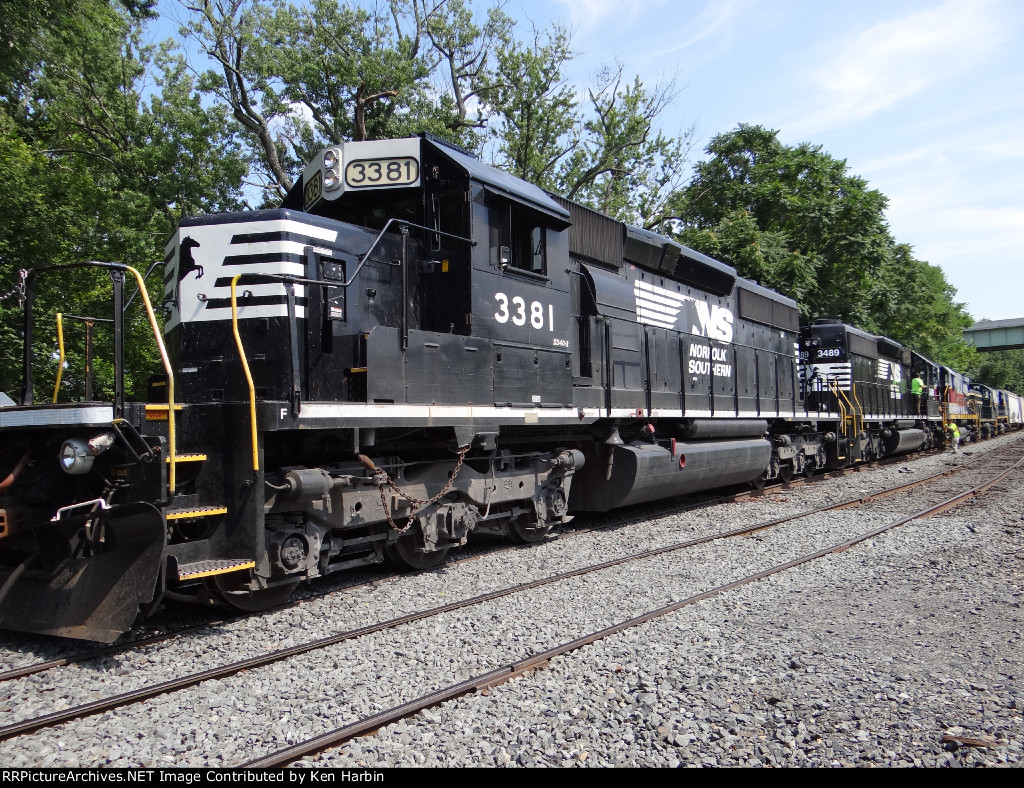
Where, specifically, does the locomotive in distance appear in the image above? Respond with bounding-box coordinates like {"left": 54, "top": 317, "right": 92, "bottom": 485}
{"left": 0, "top": 133, "right": 1020, "bottom": 642}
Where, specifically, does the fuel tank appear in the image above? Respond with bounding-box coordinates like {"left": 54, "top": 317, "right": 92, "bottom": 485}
{"left": 569, "top": 438, "right": 771, "bottom": 511}
{"left": 882, "top": 428, "right": 926, "bottom": 456}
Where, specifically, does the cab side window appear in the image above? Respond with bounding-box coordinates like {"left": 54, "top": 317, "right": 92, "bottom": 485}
{"left": 494, "top": 202, "right": 547, "bottom": 276}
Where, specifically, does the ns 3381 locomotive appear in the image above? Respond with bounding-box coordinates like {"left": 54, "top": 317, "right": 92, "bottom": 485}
{"left": 0, "top": 134, "right": 1008, "bottom": 641}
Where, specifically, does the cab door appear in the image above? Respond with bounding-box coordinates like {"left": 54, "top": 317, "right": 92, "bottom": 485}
{"left": 418, "top": 180, "right": 471, "bottom": 335}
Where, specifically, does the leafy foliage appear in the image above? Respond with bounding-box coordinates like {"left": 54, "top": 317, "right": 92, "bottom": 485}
{"left": 967, "top": 349, "right": 1024, "bottom": 393}
{"left": 0, "top": 1, "right": 247, "bottom": 399}
{"left": 180, "top": 1, "right": 694, "bottom": 220}
{"left": 670, "top": 124, "right": 975, "bottom": 368}
{"left": 181, "top": 0, "right": 510, "bottom": 201}
{"left": 486, "top": 22, "right": 578, "bottom": 191}
{"left": 556, "top": 66, "right": 695, "bottom": 227}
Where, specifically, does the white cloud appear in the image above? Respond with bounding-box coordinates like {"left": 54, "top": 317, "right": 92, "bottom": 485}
{"left": 545, "top": 0, "right": 653, "bottom": 32}
{"left": 657, "top": 0, "right": 747, "bottom": 54}
{"left": 782, "top": 0, "right": 1006, "bottom": 134}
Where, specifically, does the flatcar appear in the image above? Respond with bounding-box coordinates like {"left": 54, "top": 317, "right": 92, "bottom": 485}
{"left": 0, "top": 133, "right": 1016, "bottom": 641}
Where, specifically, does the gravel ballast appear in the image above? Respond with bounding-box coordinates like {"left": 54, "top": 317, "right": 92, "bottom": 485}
{"left": 1, "top": 433, "right": 1022, "bottom": 768}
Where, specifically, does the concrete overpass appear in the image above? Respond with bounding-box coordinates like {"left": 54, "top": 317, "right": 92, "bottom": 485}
{"left": 964, "top": 318, "right": 1024, "bottom": 351}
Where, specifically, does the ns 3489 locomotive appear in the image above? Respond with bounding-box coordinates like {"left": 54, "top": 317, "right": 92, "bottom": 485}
{"left": 0, "top": 134, "right": 1014, "bottom": 641}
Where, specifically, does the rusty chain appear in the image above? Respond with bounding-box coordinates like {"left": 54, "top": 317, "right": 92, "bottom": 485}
{"left": 372, "top": 445, "right": 470, "bottom": 534}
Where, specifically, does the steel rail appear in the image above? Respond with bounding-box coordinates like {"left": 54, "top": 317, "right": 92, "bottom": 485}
{"left": 1, "top": 436, "right": 1017, "bottom": 687}
{"left": 2, "top": 438, "right": 1021, "bottom": 744}
{"left": 245, "top": 449, "right": 1024, "bottom": 768}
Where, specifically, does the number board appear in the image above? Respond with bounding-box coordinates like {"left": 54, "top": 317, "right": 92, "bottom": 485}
{"left": 303, "top": 169, "right": 323, "bottom": 211}
{"left": 345, "top": 157, "right": 420, "bottom": 189}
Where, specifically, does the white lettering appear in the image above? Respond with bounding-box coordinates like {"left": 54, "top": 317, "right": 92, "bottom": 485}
{"left": 494, "top": 293, "right": 509, "bottom": 323}
{"left": 511, "top": 296, "right": 527, "bottom": 326}
{"left": 692, "top": 302, "right": 734, "bottom": 342}
{"left": 530, "top": 301, "right": 544, "bottom": 329}
{"left": 493, "top": 292, "right": 557, "bottom": 331}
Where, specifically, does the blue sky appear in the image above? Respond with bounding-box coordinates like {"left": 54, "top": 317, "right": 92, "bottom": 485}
{"left": 520, "top": 0, "right": 1024, "bottom": 323}
{"left": 152, "top": 0, "right": 1024, "bottom": 322}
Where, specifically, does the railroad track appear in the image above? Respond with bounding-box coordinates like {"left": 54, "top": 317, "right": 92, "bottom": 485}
{"left": 0, "top": 441, "right": 974, "bottom": 683}
{"left": 247, "top": 440, "right": 1024, "bottom": 768}
{"left": 0, "top": 440, "right": 1003, "bottom": 689}
{"left": 1, "top": 434, "right": 1020, "bottom": 766}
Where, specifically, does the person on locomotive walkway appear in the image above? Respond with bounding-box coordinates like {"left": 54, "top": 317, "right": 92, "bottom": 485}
{"left": 911, "top": 372, "right": 925, "bottom": 415}
{"left": 948, "top": 421, "right": 961, "bottom": 454}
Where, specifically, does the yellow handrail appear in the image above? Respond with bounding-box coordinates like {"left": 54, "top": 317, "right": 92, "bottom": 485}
{"left": 829, "top": 378, "right": 866, "bottom": 458}
{"left": 828, "top": 380, "right": 849, "bottom": 460}
{"left": 231, "top": 275, "right": 259, "bottom": 474}
{"left": 849, "top": 385, "right": 864, "bottom": 437}
{"left": 828, "top": 379, "right": 847, "bottom": 422}
{"left": 53, "top": 313, "right": 65, "bottom": 403}
{"left": 123, "top": 265, "right": 177, "bottom": 494}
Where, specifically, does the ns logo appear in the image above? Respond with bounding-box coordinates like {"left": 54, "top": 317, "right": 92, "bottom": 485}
{"left": 692, "top": 302, "right": 734, "bottom": 343}
{"left": 631, "top": 281, "right": 733, "bottom": 341}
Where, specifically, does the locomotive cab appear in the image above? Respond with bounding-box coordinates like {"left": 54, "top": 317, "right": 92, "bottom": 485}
{"left": 801, "top": 319, "right": 926, "bottom": 463}
{"left": 166, "top": 134, "right": 576, "bottom": 410}
{"left": 155, "top": 134, "right": 586, "bottom": 605}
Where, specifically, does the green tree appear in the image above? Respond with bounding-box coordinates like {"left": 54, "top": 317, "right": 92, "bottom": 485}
{"left": 422, "top": 0, "right": 512, "bottom": 140}
{"left": 182, "top": 0, "right": 510, "bottom": 203}
{"left": 670, "top": 124, "right": 974, "bottom": 367}
{"left": 870, "top": 243, "right": 974, "bottom": 368}
{"left": 557, "top": 64, "right": 694, "bottom": 227}
{"left": 0, "top": 1, "right": 247, "bottom": 399}
{"left": 967, "top": 349, "right": 1024, "bottom": 393}
{"left": 486, "top": 22, "right": 578, "bottom": 191}
{"left": 178, "top": 0, "right": 696, "bottom": 219}
{"left": 182, "top": 0, "right": 297, "bottom": 197}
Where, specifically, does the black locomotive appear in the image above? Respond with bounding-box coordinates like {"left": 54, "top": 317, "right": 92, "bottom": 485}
{"left": 0, "top": 134, "right": 1018, "bottom": 641}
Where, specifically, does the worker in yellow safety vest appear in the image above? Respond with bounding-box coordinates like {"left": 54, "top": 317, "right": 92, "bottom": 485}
{"left": 947, "top": 422, "right": 961, "bottom": 454}
{"left": 911, "top": 373, "right": 924, "bottom": 415}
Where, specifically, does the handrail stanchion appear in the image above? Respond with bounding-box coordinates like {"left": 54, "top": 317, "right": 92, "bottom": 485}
{"left": 231, "top": 275, "right": 260, "bottom": 476}
{"left": 123, "top": 265, "right": 177, "bottom": 495}
{"left": 52, "top": 314, "right": 65, "bottom": 403}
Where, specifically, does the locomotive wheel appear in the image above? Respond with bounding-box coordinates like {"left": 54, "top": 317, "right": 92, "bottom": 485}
{"left": 803, "top": 459, "right": 816, "bottom": 478}
{"left": 748, "top": 471, "right": 767, "bottom": 491}
{"left": 508, "top": 513, "right": 551, "bottom": 545}
{"left": 779, "top": 463, "right": 794, "bottom": 483}
{"left": 206, "top": 572, "right": 299, "bottom": 613}
{"left": 385, "top": 535, "right": 449, "bottom": 571}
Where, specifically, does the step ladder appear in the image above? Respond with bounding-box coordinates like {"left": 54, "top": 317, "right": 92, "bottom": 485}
{"left": 176, "top": 558, "right": 256, "bottom": 582}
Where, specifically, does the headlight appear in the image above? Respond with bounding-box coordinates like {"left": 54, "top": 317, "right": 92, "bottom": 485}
{"left": 58, "top": 431, "right": 115, "bottom": 475}
{"left": 323, "top": 150, "right": 338, "bottom": 169}
{"left": 59, "top": 438, "right": 94, "bottom": 475}
{"left": 323, "top": 171, "right": 339, "bottom": 190}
